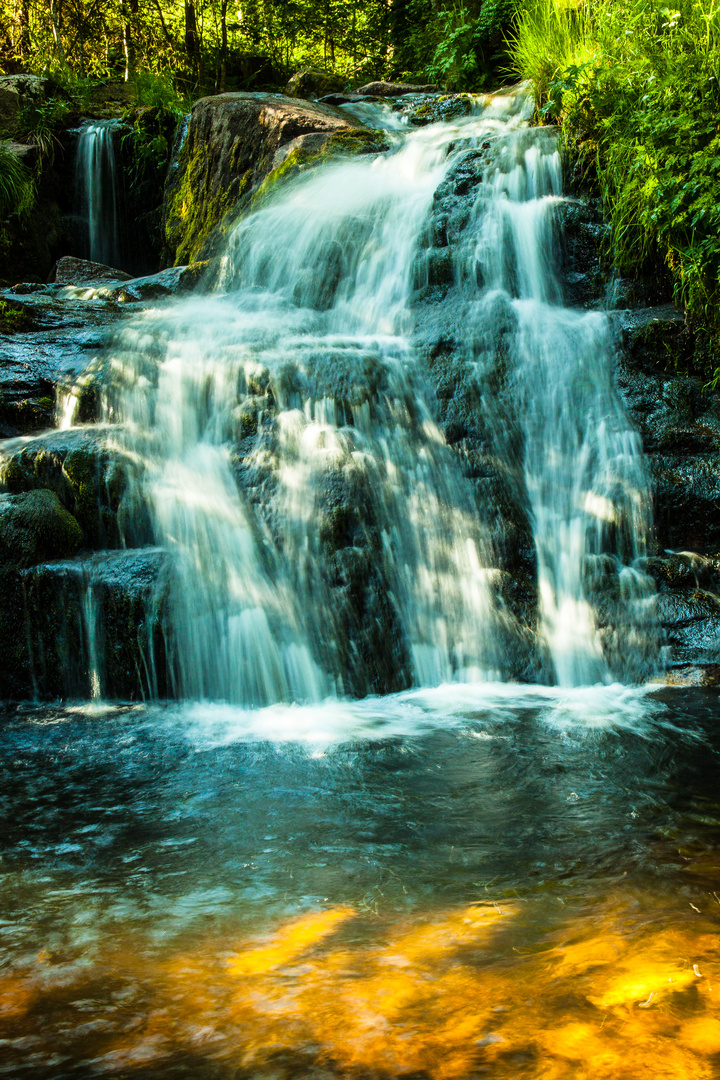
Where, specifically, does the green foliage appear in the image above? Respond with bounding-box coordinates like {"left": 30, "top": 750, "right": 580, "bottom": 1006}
{"left": 0, "top": 299, "right": 31, "bottom": 333}
{"left": 16, "top": 98, "right": 70, "bottom": 163}
{"left": 132, "top": 70, "right": 192, "bottom": 115}
{"left": 121, "top": 104, "right": 180, "bottom": 257}
{"left": 511, "top": 0, "right": 720, "bottom": 379}
{"left": 0, "top": 143, "right": 35, "bottom": 219}
{"left": 427, "top": 0, "right": 518, "bottom": 90}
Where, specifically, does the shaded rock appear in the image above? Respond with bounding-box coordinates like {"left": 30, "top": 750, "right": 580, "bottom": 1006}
{"left": 356, "top": 81, "right": 437, "bottom": 96}
{"left": 0, "top": 427, "right": 148, "bottom": 550}
{"left": 286, "top": 68, "right": 345, "bottom": 99}
{"left": 21, "top": 547, "right": 168, "bottom": 700}
{"left": 649, "top": 454, "right": 720, "bottom": 552}
{"left": 558, "top": 199, "right": 608, "bottom": 307}
{"left": 53, "top": 256, "right": 133, "bottom": 286}
{"left": 656, "top": 588, "right": 720, "bottom": 666}
{"left": 164, "top": 92, "right": 359, "bottom": 266}
{"left": 0, "top": 488, "right": 81, "bottom": 569}
{"left": 3, "top": 139, "right": 38, "bottom": 168}
{"left": 616, "top": 305, "right": 688, "bottom": 373}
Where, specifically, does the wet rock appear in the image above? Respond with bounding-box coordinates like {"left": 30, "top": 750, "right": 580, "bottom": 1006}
{"left": 356, "top": 81, "right": 437, "bottom": 96}
{"left": 112, "top": 261, "right": 218, "bottom": 301}
{"left": 292, "top": 241, "right": 343, "bottom": 311}
{"left": 0, "top": 285, "right": 120, "bottom": 437}
{"left": 656, "top": 588, "right": 720, "bottom": 666}
{"left": 164, "top": 92, "right": 359, "bottom": 266}
{"left": 649, "top": 454, "right": 720, "bottom": 552}
{"left": 557, "top": 200, "right": 608, "bottom": 307}
{"left": 21, "top": 548, "right": 168, "bottom": 700}
{"left": 286, "top": 68, "right": 346, "bottom": 99}
{"left": 53, "top": 256, "right": 133, "bottom": 285}
{"left": 405, "top": 95, "right": 472, "bottom": 126}
{"left": 0, "top": 427, "right": 147, "bottom": 550}
{"left": 0, "top": 488, "right": 81, "bottom": 569}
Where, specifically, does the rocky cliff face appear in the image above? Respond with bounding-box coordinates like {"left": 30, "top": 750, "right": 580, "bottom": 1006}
{"left": 0, "top": 89, "right": 718, "bottom": 699}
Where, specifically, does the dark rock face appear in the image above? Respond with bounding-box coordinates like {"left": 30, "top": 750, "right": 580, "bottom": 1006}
{"left": 613, "top": 303, "right": 720, "bottom": 679}
{"left": 163, "top": 92, "right": 359, "bottom": 265}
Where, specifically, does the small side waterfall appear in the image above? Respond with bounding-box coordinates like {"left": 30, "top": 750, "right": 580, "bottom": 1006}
{"left": 75, "top": 120, "right": 121, "bottom": 267}
{"left": 69, "top": 89, "right": 658, "bottom": 702}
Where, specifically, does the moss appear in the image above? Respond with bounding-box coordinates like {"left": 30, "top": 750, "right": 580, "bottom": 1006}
{"left": 165, "top": 133, "right": 253, "bottom": 266}
{"left": 0, "top": 489, "right": 81, "bottom": 569}
{"left": 0, "top": 300, "right": 32, "bottom": 334}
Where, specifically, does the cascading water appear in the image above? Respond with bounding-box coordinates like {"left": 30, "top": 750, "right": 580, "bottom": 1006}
{"left": 81, "top": 89, "right": 658, "bottom": 703}
{"left": 75, "top": 119, "right": 121, "bottom": 267}
{"left": 454, "top": 124, "right": 659, "bottom": 686}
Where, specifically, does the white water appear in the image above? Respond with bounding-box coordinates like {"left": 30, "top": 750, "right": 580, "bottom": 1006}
{"left": 93, "top": 89, "right": 657, "bottom": 703}
{"left": 455, "top": 124, "right": 659, "bottom": 685}
{"left": 75, "top": 120, "right": 121, "bottom": 267}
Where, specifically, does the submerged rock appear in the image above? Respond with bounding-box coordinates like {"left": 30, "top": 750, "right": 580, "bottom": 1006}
{"left": 163, "top": 92, "right": 359, "bottom": 265}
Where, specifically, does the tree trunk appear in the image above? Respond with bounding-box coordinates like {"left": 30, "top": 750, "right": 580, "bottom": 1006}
{"left": 49, "top": 0, "right": 66, "bottom": 62}
{"left": 19, "top": 0, "right": 31, "bottom": 60}
{"left": 219, "top": 0, "right": 228, "bottom": 92}
{"left": 185, "top": 1, "right": 200, "bottom": 78}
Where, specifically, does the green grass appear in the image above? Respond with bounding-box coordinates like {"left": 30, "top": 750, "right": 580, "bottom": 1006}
{"left": 0, "top": 143, "right": 35, "bottom": 220}
{"left": 510, "top": 0, "right": 720, "bottom": 377}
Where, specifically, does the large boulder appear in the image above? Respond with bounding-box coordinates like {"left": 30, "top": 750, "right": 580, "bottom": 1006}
{"left": 285, "top": 68, "right": 345, "bottom": 99}
{"left": 164, "top": 92, "right": 359, "bottom": 266}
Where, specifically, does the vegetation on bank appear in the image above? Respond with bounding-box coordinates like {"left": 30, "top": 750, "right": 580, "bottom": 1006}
{"left": 511, "top": 0, "right": 720, "bottom": 377}
{"left": 1, "top": 0, "right": 719, "bottom": 381}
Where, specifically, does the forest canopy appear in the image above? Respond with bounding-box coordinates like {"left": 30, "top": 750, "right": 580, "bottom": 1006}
{"left": 0, "top": 0, "right": 518, "bottom": 92}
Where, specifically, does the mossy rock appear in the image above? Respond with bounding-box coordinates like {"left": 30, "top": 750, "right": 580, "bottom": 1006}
{"left": 286, "top": 68, "right": 345, "bottom": 99}
{"left": 164, "top": 93, "right": 359, "bottom": 266}
{"left": 406, "top": 94, "right": 472, "bottom": 127}
{"left": 0, "top": 489, "right": 81, "bottom": 569}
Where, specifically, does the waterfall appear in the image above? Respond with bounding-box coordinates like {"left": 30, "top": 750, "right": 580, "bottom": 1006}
{"left": 75, "top": 120, "right": 121, "bottom": 267}
{"left": 94, "top": 90, "right": 658, "bottom": 703}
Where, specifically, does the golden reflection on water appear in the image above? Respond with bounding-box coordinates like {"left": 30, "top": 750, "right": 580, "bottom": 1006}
{"left": 2, "top": 890, "right": 720, "bottom": 1078}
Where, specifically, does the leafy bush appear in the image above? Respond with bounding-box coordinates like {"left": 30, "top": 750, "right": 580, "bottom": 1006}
{"left": 0, "top": 143, "right": 35, "bottom": 220}
{"left": 16, "top": 97, "right": 71, "bottom": 164}
{"left": 511, "top": 0, "right": 720, "bottom": 377}
{"left": 427, "top": 0, "right": 518, "bottom": 89}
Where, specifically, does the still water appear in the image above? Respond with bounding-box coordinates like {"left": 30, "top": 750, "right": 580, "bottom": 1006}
{"left": 1, "top": 684, "right": 719, "bottom": 1078}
